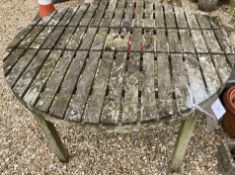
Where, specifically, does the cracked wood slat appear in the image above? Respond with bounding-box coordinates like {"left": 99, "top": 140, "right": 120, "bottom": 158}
{"left": 4, "top": 49, "right": 26, "bottom": 75}
{"left": 100, "top": 52, "right": 127, "bottom": 124}
{"left": 79, "top": 2, "right": 99, "bottom": 26}
{"left": 184, "top": 54, "right": 208, "bottom": 104}
{"left": 156, "top": 29, "right": 169, "bottom": 52}
{"left": 13, "top": 50, "right": 50, "bottom": 98}
{"left": 6, "top": 49, "right": 37, "bottom": 87}
{"left": 185, "top": 12, "right": 200, "bottom": 29}
{"left": 42, "top": 27, "right": 65, "bottom": 49}
{"left": 141, "top": 53, "right": 157, "bottom": 121}
{"left": 66, "top": 27, "right": 86, "bottom": 50}
{"left": 164, "top": 5, "right": 176, "bottom": 28}
{"left": 122, "top": 52, "right": 140, "bottom": 124}
{"left": 214, "top": 29, "right": 234, "bottom": 54}
{"left": 58, "top": 7, "right": 78, "bottom": 26}
{"left": 23, "top": 50, "right": 62, "bottom": 107}
{"left": 35, "top": 51, "right": 75, "bottom": 112}
{"left": 143, "top": 29, "right": 155, "bottom": 52}
{"left": 19, "top": 26, "right": 44, "bottom": 48}
{"left": 157, "top": 53, "right": 174, "bottom": 117}
{"left": 171, "top": 54, "right": 190, "bottom": 114}
{"left": 179, "top": 29, "right": 195, "bottom": 53}
{"left": 133, "top": 1, "right": 143, "bottom": 27}
{"left": 83, "top": 52, "right": 114, "bottom": 123}
{"left": 69, "top": 4, "right": 89, "bottom": 27}
{"left": 196, "top": 15, "right": 211, "bottom": 29}
{"left": 91, "top": 28, "right": 109, "bottom": 50}
{"left": 122, "top": 2, "right": 134, "bottom": 28}
{"left": 132, "top": 28, "right": 142, "bottom": 52}
{"left": 155, "top": 4, "right": 165, "bottom": 28}
{"left": 50, "top": 51, "right": 88, "bottom": 118}
{"left": 202, "top": 30, "right": 222, "bottom": 54}
{"left": 191, "top": 30, "right": 208, "bottom": 53}
{"left": 168, "top": 29, "right": 183, "bottom": 53}
{"left": 174, "top": 6, "right": 188, "bottom": 28}
{"left": 198, "top": 54, "right": 221, "bottom": 95}
{"left": 8, "top": 26, "right": 33, "bottom": 49}
{"left": 48, "top": 10, "right": 68, "bottom": 26}
{"left": 79, "top": 28, "right": 98, "bottom": 50}
{"left": 65, "top": 51, "right": 101, "bottom": 121}
{"left": 54, "top": 27, "right": 76, "bottom": 49}
{"left": 212, "top": 54, "right": 232, "bottom": 83}
{"left": 31, "top": 26, "right": 55, "bottom": 49}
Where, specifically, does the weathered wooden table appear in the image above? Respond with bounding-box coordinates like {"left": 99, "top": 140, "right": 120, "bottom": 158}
{"left": 3, "top": 0, "right": 235, "bottom": 171}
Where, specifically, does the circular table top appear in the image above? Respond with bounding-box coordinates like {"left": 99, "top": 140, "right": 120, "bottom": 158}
{"left": 3, "top": 0, "right": 235, "bottom": 129}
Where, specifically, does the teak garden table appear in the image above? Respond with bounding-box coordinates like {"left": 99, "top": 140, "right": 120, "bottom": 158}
{"left": 3, "top": 0, "right": 235, "bottom": 171}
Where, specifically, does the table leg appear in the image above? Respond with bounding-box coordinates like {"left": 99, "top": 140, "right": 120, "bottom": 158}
{"left": 33, "top": 114, "right": 69, "bottom": 162}
{"left": 170, "top": 113, "right": 198, "bottom": 172}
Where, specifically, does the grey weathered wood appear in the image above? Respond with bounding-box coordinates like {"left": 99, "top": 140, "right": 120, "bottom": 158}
{"left": 198, "top": 54, "right": 221, "bottom": 95}
{"left": 141, "top": 53, "right": 157, "bottom": 121}
{"left": 23, "top": 50, "right": 62, "bottom": 106}
{"left": 13, "top": 50, "right": 50, "bottom": 97}
{"left": 100, "top": 52, "right": 127, "bottom": 124}
{"left": 214, "top": 29, "right": 234, "bottom": 54}
{"left": 185, "top": 12, "right": 200, "bottom": 29}
{"left": 209, "top": 17, "right": 220, "bottom": 29}
{"left": 174, "top": 6, "right": 188, "bottom": 28}
{"left": 6, "top": 49, "right": 38, "bottom": 87}
{"left": 58, "top": 7, "right": 78, "bottom": 26}
{"left": 227, "top": 54, "right": 235, "bottom": 67}
{"left": 50, "top": 51, "right": 88, "bottom": 118}
{"left": 69, "top": 4, "right": 89, "bottom": 27}
{"left": 196, "top": 15, "right": 211, "bottom": 29}
{"left": 66, "top": 27, "right": 86, "bottom": 50}
{"left": 42, "top": 27, "right": 65, "bottom": 49}
{"left": 133, "top": 1, "right": 144, "bottom": 27}
{"left": 38, "top": 11, "right": 56, "bottom": 25}
{"left": 156, "top": 29, "right": 169, "bottom": 52}
{"left": 48, "top": 9, "right": 68, "bottom": 26}
{"left": 111, "top": 10, "right": 124, "bottom": 27}
{"left": 79, "top": 28, "right": 98, "bottom": 50}
{"left": 83, "top": 52, "right": 114, "bottom": 123}
{"left": 100, "top": 10, "right": 114, "bottom": 27}
{"left": 168, "top": 29, "right": 183, "bottom": 53}
{"left": 144, "top": 2, "right": 154, "bottom": 28}
{"left": 132, "top": 28, "right": 142, "bottom": 52}
{"left": 54, "top": 27, "right": 76, "bottom": 49}
{"left": 79, "top": 2, "right": 99, "bottom": 26}
{"left": 179, "top": 29, "right": 195, "bottom": 53}
{"left": 122, "top": 3, "right": 134, "bottom": 28}
{"left": 35, "top": 51, "right": 75, "bottom": 112}
{"left": 91, "top": 28, "right": 109, "bottom": 50}
{"left": 202, "top": 30, "right": 222, "bottom": 53}
{"left": 122, "top": 52, "right": 140, "bottom": 123}
{"left": 164, "top": 5, "right": 177, "bottom": 28}
{"left": 143, "top": 29, "right": 155, "bottom": 52}
{"left": 65, "top": 51, "right": 101, "bottom": 121}
{"left": 155, "top": 4, "right": 165, "bottom": 28}
{"left": 157, "top": 53, "right": 174, "bottom": 117}
{"left": 191, "top": 30, "right": 208, "bottom": 53}
{"left": 90, "top": 0, "right": 108, "bottom": 27}
{"left": 184, "top": 54, "right": 208, "bottom": 104}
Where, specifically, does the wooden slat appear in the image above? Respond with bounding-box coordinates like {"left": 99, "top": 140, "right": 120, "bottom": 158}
{"left": 196, "top": 15, "right": 211, "bottom": 29}
{"left": 23, "top": 50, "right": 62, "bottom": 106}
{"left": 91, "top": 28, "right": 109, "bottom": 50}
{"left": 156, "top": 29, "right": 169, "bottom": 52}
{"left": 168, "top": 29, "right": 183, "bottom": 53}
{"left": 90, "top": 0, "right": 108, "bottom": 27}
{"left": 83, "top": 52, "right": 114, "bottom": 123}
{"left": 100, "top": 52, "right": 127, "bottom": 124}
{"left": 198, "top": 54, "right": 221, "bottom": 95}
{"left": 41, "top": 27, "right": 65, "bottom": 49}
{"left": 157, "top": 53, "right": 174, "bottom": 117}
{"left": 171, "top": 54, "right": 190, "bottom": 113}
{"left": 174, "top": 6, "right": 188, "bottom": 28}
{"left": 122, "top": 4, "right": 134, "bottom": 28}
{"left": 38, "top": 12, "right": 56, "bottom": 25}
{"left": 212, "top": 54, "right": 232, "bottom": 83}
{"left": 13, "top": 50, "right": 50, "bottom": 97}
{"left": 185, "top": 12, "right": 200, "bottom": 29}
{"left": 6, "top": 49, "right": 38, "bottom": 87}
{"left": 66, "top": 27, "right": 86, "bottom": 50}
{"left": 58, "top": 7, "right": 78, "bottom": 26}
{"left": 54, "top": 27, "right": 76, "bottom": 49}
{"left": 184, "top": 54, "right": 208, "bottom": 104}
{"left": 202, "top": 30, "right": 222, "bottom": 53}
{"left": 214, "top": 29, "right": 234, "bottom": 54}
{"left": 164, "top": 5, "right": 176, "bottom": 28}
{"left": 65, "top": 51, "right": 101, "bottom": 121}
{"left": 69, "top": 4, "right": 89, "bottom": 27}
{"left": 111, "top": 10, "right": 124, "bottom": 27}
{"left": 79, "top": 2, "right": 99, "bottom": 26}
{"left": 116, "top": 0, "right": 126, "bottom": 9}
{"left": 48, "top": 10, "right": 68, "bottom": 26}
{"left": 155, "top": 4, "right": 165, "bottom": 28}
{"left": 143, "top": 29, "right": 155, "bottom": 52}
{"left": 209, "top": 17, "right": 220, "bottom": 29}
{"left": 227, "top": 54, "right": 235, "bottom": 67}
{"left": 143, "top": 2, "right": 154, "bottom": 28}
{"left": 122, "top": 52, "right": 140, "bottom": 123}
{"left": 79, "top": 27, "right": 98, "bottom": 50}
{"left": 141, "top": 52, "right": 157, "bottom": 121}
{"left": 179, "top": 29, "right": 195, "bottom": 53}
{"left": 100, "top": 10, "right": 114, "bottom": 27}
{"left": 132, "top": 28, "right": 142, "bottom": 52}
{"left": 35, "top": 51, "right": 75, "bottom": 112}
{"left": 133, "top": 1, "right": 143, "bottom": 27}
{"left": 50, "top": 51, "right": 88, "bottom": 118}
{"left": 191, "top": 30, "right": 208, "bottom": 53}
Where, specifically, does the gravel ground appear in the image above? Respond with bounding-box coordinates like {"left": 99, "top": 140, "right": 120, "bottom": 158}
{"left": 0, "top": 0, "right": 234, "bottom": 174}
